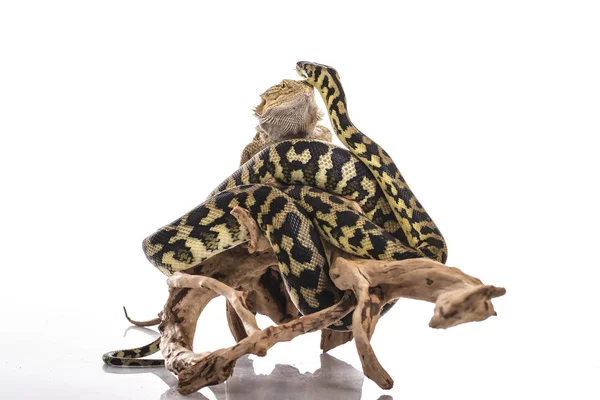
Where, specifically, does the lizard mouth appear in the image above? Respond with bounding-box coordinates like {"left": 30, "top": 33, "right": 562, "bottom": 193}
{"left": 254, "top": 97, "right": 267, "bottom": 116}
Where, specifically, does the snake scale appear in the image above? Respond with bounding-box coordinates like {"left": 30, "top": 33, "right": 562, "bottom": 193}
{"left": 103, "top": 62, "right": 446, "bottom": 366}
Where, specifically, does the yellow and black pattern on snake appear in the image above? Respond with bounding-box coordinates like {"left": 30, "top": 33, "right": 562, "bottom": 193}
{"left": 144, "top": 182, "right": 423, "bottom": 324}
{"left": 281, "top": 185, "right": 420, "bottom": 261}
{"left": 210, "top": 139, "right": 407, "bottom": 245}
{"left": 296, "top": 61, "right": 448, "bottom": 263}
{"left": 104, "top": 181, "right": 418, "bottom": 365}
{"left": 143, "top": 184, "right": 346, "bottom": 323}
{"left": 103, "top": 338, "right": 163, "bottom": 367}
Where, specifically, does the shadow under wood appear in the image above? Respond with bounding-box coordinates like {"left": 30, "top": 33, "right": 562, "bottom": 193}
{"left": 104, "top": 353, "right": 371, "bottom": 400}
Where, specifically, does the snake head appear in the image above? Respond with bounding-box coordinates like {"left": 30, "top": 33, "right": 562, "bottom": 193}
{"left": 296, "top": 61, "right": 338, "bottom": 85}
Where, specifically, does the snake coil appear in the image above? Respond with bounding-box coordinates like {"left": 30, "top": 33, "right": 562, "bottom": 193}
{"left": 103, "top": 62, "right": 446, "bottom": 366}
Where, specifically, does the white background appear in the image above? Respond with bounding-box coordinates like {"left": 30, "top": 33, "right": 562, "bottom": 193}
{"left": 1, "top": 1, "right": 599, "bottom": 399}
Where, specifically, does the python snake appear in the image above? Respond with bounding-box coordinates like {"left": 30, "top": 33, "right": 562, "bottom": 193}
{"left": 103, "top": 338, "right": 162, "bottom": 367}
{"left": 103, "top": 62, "right": 446, "bottom": 366}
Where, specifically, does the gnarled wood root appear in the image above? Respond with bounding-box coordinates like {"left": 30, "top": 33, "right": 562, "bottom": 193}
{"left": 326, "top": 247, "right": 506, "bottom": 389}
{"left": 157, "top": 246, "right": 299, "bottom": 374}
{"left": 157, "top": 208, "right": 506, "bottom": 395}
{"left": 176, "top": 291, "right": 356, "bottom": 395}
{"left": 122, "top": 307, "right": 161, "bottom": 327}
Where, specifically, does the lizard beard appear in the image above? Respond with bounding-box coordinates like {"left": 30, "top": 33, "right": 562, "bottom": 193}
{"left": 257, "top": 95, "right": 322, "bottom": 140}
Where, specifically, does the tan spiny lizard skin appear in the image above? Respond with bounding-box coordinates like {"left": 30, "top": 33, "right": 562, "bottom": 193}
{"left": 239, "top": 79, "right": 332, "bottom": 165}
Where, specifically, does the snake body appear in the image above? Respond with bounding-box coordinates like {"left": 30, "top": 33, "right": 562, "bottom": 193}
{"left": 146, "top": 184, "right": 343, "bottom": 319}
{"left": 296, "top": 61, "right": 447, "bottom": 263}
{"left": 211, "top": 140, "right": 407, "bottom": 243}
{"left": 143, "top": 62, "right": 447, "bottom": 320}
{"left": 102, "top": 338, "right": 162, "bottom": 367}
{"left": 103, "top": 62, "right": 447, "bottom": 366}
{"left": 143, "top": 140, "right": 411, "bottom": 276}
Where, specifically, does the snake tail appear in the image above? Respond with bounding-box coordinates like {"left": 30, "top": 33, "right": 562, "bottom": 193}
{"left": 102, "top": 338, "right": 163, "bottom": 367}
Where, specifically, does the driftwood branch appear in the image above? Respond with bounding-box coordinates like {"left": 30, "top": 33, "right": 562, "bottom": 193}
{"left": 230, "top": 206, "right": 271, "bottom": 254}
{"left": 177, "top": 292, "right": 356, "bottom": 395}
{"left": 352, "top": 279, "right": 390, "bottom": 388}
{"left": 122, "top": 306, "right": 161, "bottom": 327}
{"left": 320, "top": 330, "right": 353, "bottom": 353}
{"left": 156, "top": 208, "right": 505, "bottom": 394}
{"left": 159, "top": 285, "right": 217, "bottom": 373}
{"left": 225, "top": 301, "right": 249, "bottom": 343}
{"left": 324, "top": 246, "right": 505, "bottom": 389}
{"left": 327, "top": 248, "right": 505, "bottom": 329}
{"left": 168, "top": 273, "right": 261, "bottom": 335}
{"left": 157, "top": 207, "right": 298, "bottom": 376}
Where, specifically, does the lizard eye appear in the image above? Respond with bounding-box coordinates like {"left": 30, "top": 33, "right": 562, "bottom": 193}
{"left": 281, "top": 82, "right": 286, "bottom": 88}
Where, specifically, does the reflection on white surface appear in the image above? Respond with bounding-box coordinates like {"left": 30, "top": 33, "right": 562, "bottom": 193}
{"left": 104, "top": 354, "right": 373, "bottom": 400}
{"left": 123, "top": 325, "right": 161, "bottom": 339}
{"left": 207, "top": 355, "right": 366, "bottom": 400}
{"left": 1, "top": 289, "right": 594, "bottom": 399}
{"left": 102, "top": 325, "right": 370, "bottom": 400}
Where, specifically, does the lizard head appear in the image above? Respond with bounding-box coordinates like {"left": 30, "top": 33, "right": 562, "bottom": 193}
{"left": 254, "top": 79, "right": 323, "bottom": 140}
